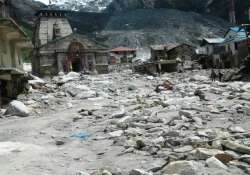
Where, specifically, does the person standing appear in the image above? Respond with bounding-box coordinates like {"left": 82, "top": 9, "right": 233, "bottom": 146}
{"left": 218, "top": 70, "right": 223, "bottom": 82}
{"left": 211, "top": 69, "right": 216, "bottom": 82}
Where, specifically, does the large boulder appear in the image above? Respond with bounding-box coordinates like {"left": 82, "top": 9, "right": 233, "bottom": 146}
{"left": 190, "top": 75, "right": 209, "bottom": 82}
{"left": 188, "top": 148, "right": 224, "bottom": 160}
{"left": 5, "top": 100, "right": 30, "bottom": 117}
{"left": 162, "top": 161, "right": 204, "bottom": 175}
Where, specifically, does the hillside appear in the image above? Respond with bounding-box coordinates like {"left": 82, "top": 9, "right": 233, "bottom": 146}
{"left": 10, "top": 0, "right": 233, "bottom": 48}
{"left": 94, "top": 9, "right": 229, "bottom": 47}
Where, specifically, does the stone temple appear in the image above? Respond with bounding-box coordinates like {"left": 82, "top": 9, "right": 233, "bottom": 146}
{"left": 32, "top": 9, "right": 109, "bottom": 76}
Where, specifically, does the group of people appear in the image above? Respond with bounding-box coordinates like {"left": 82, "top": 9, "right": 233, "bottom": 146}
{"left": 211, "top": 69, "right": 224, "bottom": 82}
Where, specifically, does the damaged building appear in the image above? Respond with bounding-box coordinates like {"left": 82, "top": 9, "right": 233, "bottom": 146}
{"left": 135, "top": 43, "right": 195, "bottom": 74}
{"left": 32, "top": 9, "right": 109, "bottom": 76}
{"left": 0, "top": 0, "right": 32, "bottom": 103}
{"left": 198, "top": 26, "right": 250, "bottom": 69}
{"left": 109, "top": 47, "right": 137, "bottom": 64}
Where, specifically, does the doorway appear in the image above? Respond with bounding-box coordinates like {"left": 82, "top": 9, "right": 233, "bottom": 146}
{"left": 68, "top": 41, "right": 86, "bottom": 72}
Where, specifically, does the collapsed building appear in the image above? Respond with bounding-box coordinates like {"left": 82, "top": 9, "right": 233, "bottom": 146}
{"left": 0, "top": 0, "right": 32, "bottom": 103}
{"left": 198, "top": 26, "right": 250, "bottom": 69}
{"left": 32, "top": 9, "right": 109, "bottom": 77}
{"left": 135, "top": 43, "right": 195, "bottom": 74}
{"left": 109, "top": 47, "right": 137, "bottom": 64}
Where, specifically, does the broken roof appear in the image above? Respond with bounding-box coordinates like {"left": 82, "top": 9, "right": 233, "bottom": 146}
{"left": 150, "top": 43, "right": 181, "bottom": 51}
{"left": 223, "top": 26, "right": 250, "bottom": 44}
{"left": 110, "top": 47, "right": 137, "bottom": 52}
{"left": 202, "top": 38, "right": 225, "bottom": 45}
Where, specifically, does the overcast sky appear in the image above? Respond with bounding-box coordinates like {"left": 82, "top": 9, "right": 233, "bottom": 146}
{"left": 35, "top": 0, "right": 49, "bottom": 5}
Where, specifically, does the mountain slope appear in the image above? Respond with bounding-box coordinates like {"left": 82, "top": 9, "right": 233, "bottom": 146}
{"left": 50, "top": 0, "right": 112, "bottom": 12}
{"left": 94, "top": 9, "right": 229, "bottom": 47}
{"left": 10, "top": 0, "right": 231, "bottom": 48}
{"left": 106, "top": 0, "right": 250, "bottom": 23}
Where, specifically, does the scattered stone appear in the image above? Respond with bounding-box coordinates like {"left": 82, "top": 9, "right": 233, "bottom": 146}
{"left": 5, "top": 100, "right": 30, "bottom": 117}
{"left": 191, "top": 75, "right": 209, "bottom": 82}
{"left": 174, "top": 145, "right": 193, "bottom": 153}
{"left": 206, "top": 156, "right": 228, "bottom": 169}
{"left": 111, "top": 108, "right": 126, "bottom": 118}
{"left": 55, "top": 140, "right": 65, "bottom": 146}
{"left": 162, "top": 161, "right": 203, "bottom": 175}
{"left": 194, "top": 89, "right": 206, "bottom": 100}
{"left": 109, "top": 130, "right": 124, "bottom": 137}
{"left": 221, "top": 140, "right": 250, "bottom": 154}
{"left": 228, "top": 126, "right": 246, "bottom": 133}
{"left": 129, "top": 169, "right": 152, "bottom": 175}
{"left": 102, "top": 170, "right": 112, "bottom": 175}
{"left": 239, "top": 155, "right": 250, "bottom": 164}
{"left": 189, "top": 148, "right": 224, "bottom": 160}
{"left": 76, "top": 172, "right": 90, "bottom": 175}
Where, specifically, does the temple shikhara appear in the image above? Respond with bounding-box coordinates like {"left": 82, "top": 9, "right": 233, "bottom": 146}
{"left": 32, "top": 9, "right": 109, "bottom": 76}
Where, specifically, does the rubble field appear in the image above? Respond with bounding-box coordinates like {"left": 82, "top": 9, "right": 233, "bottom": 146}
{"left": 1, "top": 70, "right": 250, "bottom": 175}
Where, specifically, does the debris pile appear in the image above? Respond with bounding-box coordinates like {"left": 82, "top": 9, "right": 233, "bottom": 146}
{"left": 1, "top": 69, "right": 250, "bottom": 174}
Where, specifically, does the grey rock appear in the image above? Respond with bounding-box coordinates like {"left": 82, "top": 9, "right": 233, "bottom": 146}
{"left": 111, "top": 108, "right": 126, "bottom": 118}
{"left": 206, "top": 156, "right": 228, "bottom": 170}
{"left": 174, "top": 145, "right": 193, "bottom": 153}
{"left": 162, "top": 161, "right": 204, "bottom": 175}
{"left": 129, "top": 169, "right": 152, "bottom": 175}
{"left": 179, "top": 110, "right": 197, "bottom": 118}
{"left": 5, "top": 100, "right": 30, "bottom": 117}
{"left": 228, "top": 126, "right": 246, "bottom": 133}
{"left": 102, "top": 170, "right": 112, "bottom": 175}
{"left": 188, "top": 148, "right": 224, "bottom": 160}
{"left": 239, "top": 155, "right": 250, "bottom": 164}
{"left": 76, "top": 90, "right": 97, "bottom": 99}
{"left": 109, "top": 130, "right": 124, "bottom": 137}
{"left": 222, "top": 140, "right": 250, "bottom": 154}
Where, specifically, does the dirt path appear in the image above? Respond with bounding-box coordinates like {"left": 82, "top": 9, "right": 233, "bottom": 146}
{"left": 0, "top": 97, "right": 158, "bottom": 175}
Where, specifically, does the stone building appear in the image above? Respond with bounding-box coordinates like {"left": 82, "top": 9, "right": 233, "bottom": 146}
{"left": 32, "top": 9, "right": 109, "bottom": 76}
{"left": 150, "top": 43, "right": 183, "bottom": 72}
{"left": 0, "top": 0, "right": 32, "bottom": 103}
{"left": 109, "top": 47, "right": 137, "bottom": 64}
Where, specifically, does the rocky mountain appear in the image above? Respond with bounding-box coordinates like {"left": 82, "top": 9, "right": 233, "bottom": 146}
{"left": 10, "top": 0, "right": 240, "bottom": 48}
{"left": 50, "top": 0, "right": 112, "bottom": 12}
{"left": 94, "top": 9, "right": 229, "bottom": 48}
{"left": 107, "top": 0, "right": 250, "bottom": 23}
{"left": 11, "top": 0, "right": 45, "bottom": 25}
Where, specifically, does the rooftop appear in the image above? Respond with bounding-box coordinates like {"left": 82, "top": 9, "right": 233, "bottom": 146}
{"left": 110, "top": 47, "right": 137, "bottom": 52}
{"left": 150, "top": 43, "right": 180, "bottom": 51}
{"left": 202, "top": 38, "right": 225, "bottom": 45}
{"left": 36, "top": 8, "right": 70, "bottom": 16}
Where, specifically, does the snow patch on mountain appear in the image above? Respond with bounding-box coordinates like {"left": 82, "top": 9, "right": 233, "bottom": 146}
{"left": 49, "top": 0, "right": 113, "bottom": 12}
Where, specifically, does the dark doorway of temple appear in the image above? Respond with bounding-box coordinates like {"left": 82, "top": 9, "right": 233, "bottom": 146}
{"left": 68, "top": 41, "right": 86, "bottom": 72}
{"left": 72, "top": 58, "right": 82, "bottom": 72}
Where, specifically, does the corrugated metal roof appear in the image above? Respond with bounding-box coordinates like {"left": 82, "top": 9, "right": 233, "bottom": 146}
{"left": 224, "top": 26, "right": 250, "bottom": 44}
{"left": 202, "top": 38, "right": 225, "bottom": 44}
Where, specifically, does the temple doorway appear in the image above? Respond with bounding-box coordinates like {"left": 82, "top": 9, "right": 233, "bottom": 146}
{"left": 67, "top": 41, "right": 86, "bottom": 72}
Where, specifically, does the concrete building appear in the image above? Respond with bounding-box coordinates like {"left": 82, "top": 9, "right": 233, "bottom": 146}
{"left": 0, "top": 0, "right": 32, "bottom": 103}
{"left": 32, "top": 9, "right": 109, "bottom": 76}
